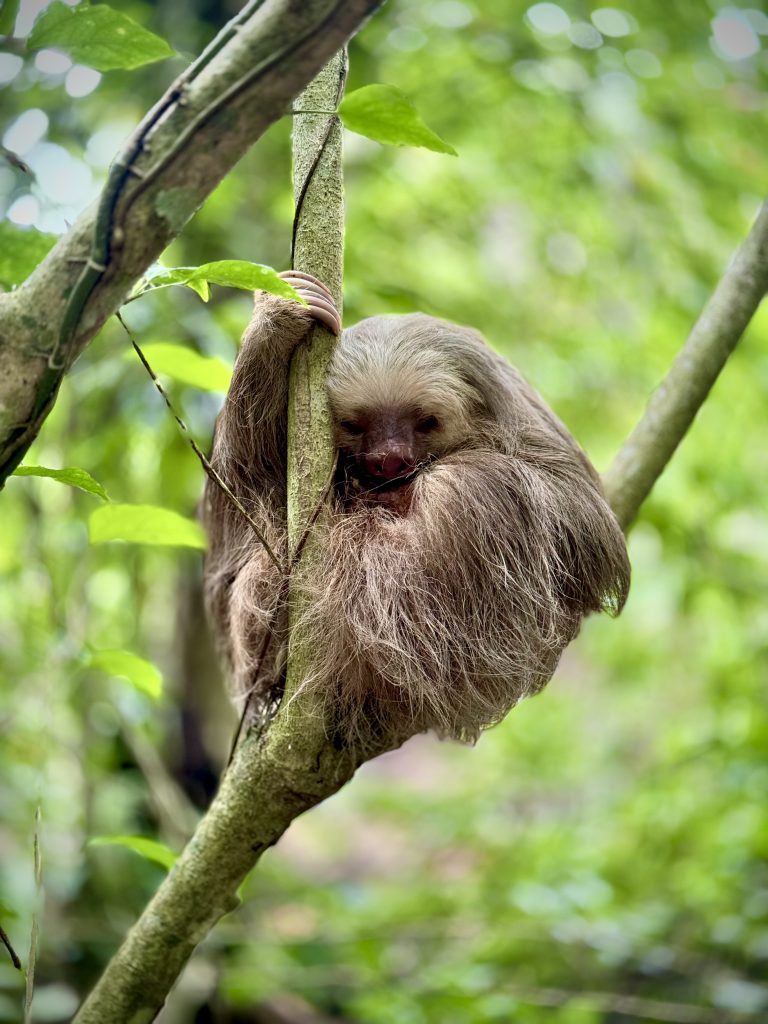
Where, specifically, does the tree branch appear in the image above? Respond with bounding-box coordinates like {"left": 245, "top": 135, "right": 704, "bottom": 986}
{"left": 285, "top": 52, "right": 346, "bottom": 710}
{"left": 73, "top": 721, "right": 359, "bottom": 1021}
{"left": 71, "top": 48, "right": 369, "bottom": 1024}
{"left": 0, "top": 0, "right": 383, "bottom": 488}
{"left": 604, "top": 201, "right": 768, "bottom": 529}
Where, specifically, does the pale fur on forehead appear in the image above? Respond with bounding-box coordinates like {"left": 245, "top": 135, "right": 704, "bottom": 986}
{"left": 327, "top": 314, "right": 481, "bottom": 428}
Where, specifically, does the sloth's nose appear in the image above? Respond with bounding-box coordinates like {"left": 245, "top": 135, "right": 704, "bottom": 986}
{"left": 364, "top": 450, "right": 412, "bottom": 479}
{"left": 381, "top": 453, "right": 408, "bottom": 478}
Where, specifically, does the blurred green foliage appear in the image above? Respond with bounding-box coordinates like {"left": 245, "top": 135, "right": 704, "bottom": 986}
{"left": 1, "top": 1, "right": 767, "bottom": 1021}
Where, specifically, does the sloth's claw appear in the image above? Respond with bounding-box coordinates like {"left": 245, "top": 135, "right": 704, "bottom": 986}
{"left": 279, "top": 270, "right": 341, "bottom": 336}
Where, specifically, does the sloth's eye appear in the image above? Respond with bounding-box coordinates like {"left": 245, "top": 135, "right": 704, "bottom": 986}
{"left": 416, "top": 415, "right": 439, "bottom": 433}
{"left": 340, "top": 420, "right": 364, "bottom": 436}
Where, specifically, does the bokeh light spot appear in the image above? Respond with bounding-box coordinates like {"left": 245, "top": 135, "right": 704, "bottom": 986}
{"left": 0, "top": 53, "right": 23, "bottom": 85}
{"left": 568, "top": 22, "right": 603, "bottom": 49}
{"left": 65, "top": 64, "right": 102, "bottom": 98}
{"left": 625, "top": 49, "right": 663, "bottom": 78}
{"left": 711, "top": 10, "right": 761, "bottom": 60}
{"left": 428, "top": 1, "right": 475, "bottom": 28}
{"left": 7, "top": 194, "right": 40, "bottom": 226}
{"left": 2, "top": 108, "right": 49, "bottom": 155}
{"left": 591, "top": 7, "right": 635, "bottom": 37}
{"left": 34, "top": 49, "right": 73, "bottom": 75}
{"left": 526, "top": 3, "right": 570, "bottom": 36}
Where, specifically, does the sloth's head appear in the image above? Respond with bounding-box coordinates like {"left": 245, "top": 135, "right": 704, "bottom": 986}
{"left": 328, "top": 314, "right": 485, "bottom": 500}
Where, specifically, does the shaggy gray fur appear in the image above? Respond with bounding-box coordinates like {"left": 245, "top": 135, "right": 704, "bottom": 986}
{"left": 202, "top": 294, "right": 630, "bottom": 746}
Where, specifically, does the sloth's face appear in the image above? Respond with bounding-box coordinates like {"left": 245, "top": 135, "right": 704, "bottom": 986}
{"left": 337, "top": 404, "right": 442, "bottom": 478}
{"left": 328, "top": 316, "right": 481, "bottom": 510}
{"left": 334, "top": 404, "right": 446, "bottom": 510}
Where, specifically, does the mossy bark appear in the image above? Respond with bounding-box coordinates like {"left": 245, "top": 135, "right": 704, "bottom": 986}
{"left": 71, "top": 31, "right": 371, "bottom": 1024}
{"left": 284, "top": 52, "right": 347, "bottom": 746}
{"left": 604, "top": 201, "right": 768, "bottom": 529}
{"left": 0, "top": 0, "right": 382, "bottom": 487}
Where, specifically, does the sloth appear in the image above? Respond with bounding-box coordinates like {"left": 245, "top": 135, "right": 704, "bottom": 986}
{"left": 202, "top": 272, "right": 630, "bottom": 748}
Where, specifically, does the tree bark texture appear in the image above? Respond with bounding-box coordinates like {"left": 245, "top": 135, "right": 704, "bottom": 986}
{"left": 604, "top": 201, "right": 768, "bottom": 529}
{"left": 71, "top": 30, "right": 369, "bottom": 1024}
{"left": 0, "top": 0, "right": 382, "bottom": 487}
{"left": 284, "top": 51, "right": 346, "bottom": 734}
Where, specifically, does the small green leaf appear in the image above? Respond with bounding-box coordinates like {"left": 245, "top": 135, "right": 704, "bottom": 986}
{"left": 87, "top": 649, "right": 163, "bottom": 699}
{"left": 0, "top": 224, "right": 56, "bottom": 288}
{"left": 89, "top": 836, "right": 177, "bottom": 871}
{"left": 136, "top": 261, "right": 300, "bottom": 301}
{"left": 89, "top": 504, "right": 206, "bottom": 549}
{"left": 340, "top": 84, "right": 457, "bottom": 156}
{"left": 185, "top": 277, "right": 210, "bottom": 301}
{"left": 0, "top": 0, "right": 21, "bottom": 36}
{"left": 129, "top": 342, "right": 232, "bottom": 392}
{"left": 13, "top": 465, "right": 108, "bottom": 500}
{"left": 28, "top": 2, "right": 176, "bottom": 72}
{"left": 193, "top": 261, "right": 299, "bottom": 295}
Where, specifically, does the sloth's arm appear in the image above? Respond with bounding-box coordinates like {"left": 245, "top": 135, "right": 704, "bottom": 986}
{"left": 208, "top": 272, "right": 340, "bottom": 495}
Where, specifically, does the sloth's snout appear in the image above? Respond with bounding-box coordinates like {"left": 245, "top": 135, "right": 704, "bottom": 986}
{"left": 363, "top": 448, "right": 414, "bottom": 480}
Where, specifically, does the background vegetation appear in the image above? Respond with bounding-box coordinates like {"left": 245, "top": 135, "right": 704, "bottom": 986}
{"left": 1, "top": 1, "right": 767, "bottom": 1020}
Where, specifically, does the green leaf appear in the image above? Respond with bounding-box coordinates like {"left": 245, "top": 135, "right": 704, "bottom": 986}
{"left": 89, "top": 836, "right": 177, "bottom": 871}
{"left": 0, "top": 224, "right": 56, "bottom": 288}
{"left": 128, "top": 342, "right": 232, "bottom": 392}
{"left": 0, "top": 0, "right": 21, "bottom": 37}
{"left": 136, "top": 261, "right": 300, "bottom": 302}
{"left": 185, "top": 277, "right": 210, "bottom": 301}
{"left": 89, "top": 504, "right": 206, "bottom": 549}
{"left": 28, "top": 2, "right": 176, "bottom": 72}
{"left": 13, "top": 465, "right": 108, "bottom": 500}
{"left": 87, "top": 649, "right": 163, "bottom": 700}
{"left": 340, "top": 84, "right": 458, "bottom": 156}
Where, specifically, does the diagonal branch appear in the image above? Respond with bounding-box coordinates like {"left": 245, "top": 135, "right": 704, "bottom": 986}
{"left": 604, "top": 201, "right": 768, "bottom": 530}
{"left": 0, "top": 0, "right": 383, "bottom": 488}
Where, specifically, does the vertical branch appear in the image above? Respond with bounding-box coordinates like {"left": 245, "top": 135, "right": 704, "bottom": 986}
{"left": 285, "top": 52, "right": 347, "bottom": 702}
{"left": 72, "top": 48, "right": 361, "bottom": 1024}
{"left": 604, "top": 202, "right": 768, "bottom": 529}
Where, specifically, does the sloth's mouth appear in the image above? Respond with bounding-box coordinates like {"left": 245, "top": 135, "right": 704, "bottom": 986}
{"left": 339, "top": 460, "right": 426, "bottom": 511}
{"left": 364, "top": 467, "right": 420, "bottom": 493}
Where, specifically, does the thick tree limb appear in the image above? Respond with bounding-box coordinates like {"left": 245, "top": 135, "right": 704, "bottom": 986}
{"left": 604, "top": 202, "right": 768, "bottom": 529}
{"left": 73, "top": 723, "right": 359, "bottom": 1022}
{"left": 72, "top": 50, "right": 370, "bottom": 1024}
{"left": 0, "top": 0, "right": 383, "bottom": 487}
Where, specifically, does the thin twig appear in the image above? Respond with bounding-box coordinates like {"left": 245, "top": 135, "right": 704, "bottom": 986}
{"left": 0, "top": 925, "right": 21, "bottom": 970}
{"left": 116, "top": 312, "right": 284, "bottom": 573}
{"left": 290, "top": 455, "right": 337, "bottom": 569}
{"left": 120, "top": 303, "right": 339, "bottom": 765}
{"left": 226, "top": 608, "right": 281, "bottom": 766}
{"left": 23, "top": 808, "right": 42, "bottom": 1023}
{"left": 226, "top": 457, "right": 338, "bottom": 765}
